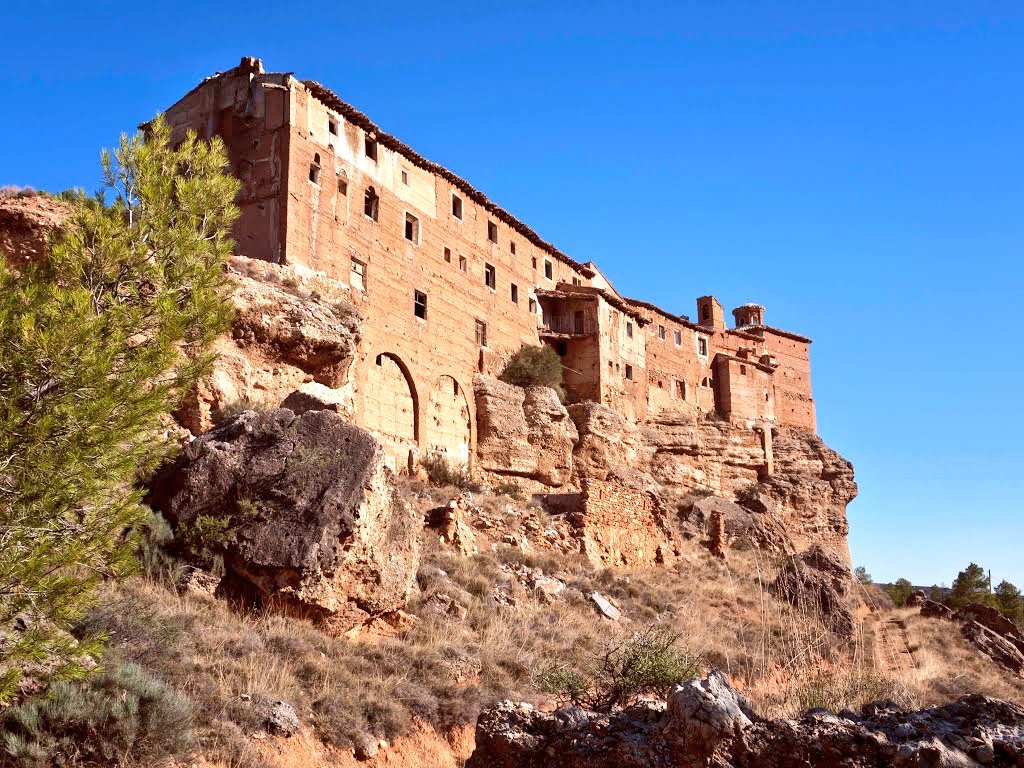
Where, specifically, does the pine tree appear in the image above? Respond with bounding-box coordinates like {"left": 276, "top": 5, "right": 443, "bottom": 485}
{"left": 888, "top": 578, "right": 914, "bottom": 607}
{"left": 994, "top": 580, "right": 1024, "bottom": 625}
{"left": 947, "top": 563, "right": 993, "bottom": 608}
{"left": 0, "top": 117, "right": 238, "bottom": 702}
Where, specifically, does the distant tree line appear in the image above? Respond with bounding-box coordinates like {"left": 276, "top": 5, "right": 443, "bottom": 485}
{"left": 868, "top": 562, "right": 1024, "bottom": 626}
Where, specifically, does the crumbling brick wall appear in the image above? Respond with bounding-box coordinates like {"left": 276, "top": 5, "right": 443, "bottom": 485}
{"left": 571, "top": 479, "right": 675, "bottom": 567}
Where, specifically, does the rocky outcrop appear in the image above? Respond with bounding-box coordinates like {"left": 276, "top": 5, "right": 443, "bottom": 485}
{"left": 684, "top": 496, "right": 790, "bottom": 556}
{"left": 148, "top": 408, "right": 420, "bottom": 631}
{"left": 771, "top": 544, "right": 856, "bottom": 637}
{"left": 178, "top": 256, "right": 361, "bottom": 434}
{"left": 916, "top": 600, "right": 1024, "bottom": 676}
{"left": 567, "top": 402, "right": 856, "bottom": 566}
{"left": 468, "top": 671, "right": 1024, "bottom": 768}
{"left": 0, "top": 191, "right": 69, "bottom": 267}
{"left": 474, "top": 376, "right": 577, "bottom": 487}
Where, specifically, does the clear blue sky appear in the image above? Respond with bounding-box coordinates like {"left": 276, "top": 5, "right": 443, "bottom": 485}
{"left": 3, "top": 1, "right": 1022, "bottom": 588}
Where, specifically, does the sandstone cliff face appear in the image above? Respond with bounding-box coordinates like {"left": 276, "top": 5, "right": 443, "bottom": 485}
{"left": 570, "top": 404, "right": 857, "bottom": 565}
{"left": 148, "top": 408, "right": 420, "bottom": 630}
{"left": 179, "top": 257, "right": 362, "bottom": 433}
{"left": 0, "top": 192, "right": 69, "bottom": 267}
{"left": 474, "top": 376, "right": 578, "bottom": 487}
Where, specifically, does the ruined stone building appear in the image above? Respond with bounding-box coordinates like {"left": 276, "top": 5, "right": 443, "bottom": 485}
{"left": 161, "top": 57, "right": 818, "bottom": 470}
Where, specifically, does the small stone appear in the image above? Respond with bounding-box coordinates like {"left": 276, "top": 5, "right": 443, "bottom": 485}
{"left": 589, "top": 592, "right": 621, "bottom": 621}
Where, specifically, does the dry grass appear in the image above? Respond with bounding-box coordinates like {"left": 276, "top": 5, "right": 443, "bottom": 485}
{"left": 50, "top": 483, "right": 1023, "bottom": 766}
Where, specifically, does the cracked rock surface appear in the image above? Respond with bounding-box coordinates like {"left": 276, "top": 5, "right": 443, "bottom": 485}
{"left": 468, "top": 671, "right": 1024, "bottom": 768}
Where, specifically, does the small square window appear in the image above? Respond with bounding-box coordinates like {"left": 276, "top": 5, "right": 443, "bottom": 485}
{"left": 626, "top": 321, "right": 633, "bottom": 338}
{"left": 365, "top": 135, "right": 378, "bottom": 161}
{"left": 475, "top": 319, "right": 488, "bottom": 347}
{"left": 414, "top": 290, "right": 427, "bottom": 320}
{"left": 658, "top": 325, "right": 666, "bottom": 340}
{"left": 401, "top": 169, "right": 409, "bottom": 185}
{"left": 404, "top": 212, "right": 420, "bottom": 244}
{"left": 484, "top": 263, "right": 496, "bottom": 290}
{"left": 350, "top": 258, "right": 366, "bottom": 291}
{"left": 674, "top": 329, "right": 682, "bottom": 345}
{"left": 459, "top": 255, "right": 467, "bottom": 272}
{"left": 511, "top": 284, "right": 519, "bottom": 303}
{"left": 452, "top": 194, "right": 463, "bottom": 220}
{"left": 544, "top": 260, "right": 553, "bottom": 280}
{"left": 328, "top": 118, "right": 338, "bottom": 136}
{"left": 444, "top": 247, "right": 452, "bottom": 263}
{"left": 625, "top": 364, "right": 633, "bottom": 381}
{"left": 487, "top": 220, "right": 498, "bottom": 243}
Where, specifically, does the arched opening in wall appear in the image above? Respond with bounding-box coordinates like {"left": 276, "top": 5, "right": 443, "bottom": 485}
{"left": 363, "top": 353, "right": 418, "bottom": 445}
{"left": 425, "top": 375, "right": 471, "bottom": 465}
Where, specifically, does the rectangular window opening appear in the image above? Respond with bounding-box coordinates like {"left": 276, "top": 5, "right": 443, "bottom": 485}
{"left": 444, "top": 247, "right": 452, "bottom": 263}
{"left": 365, "top": 135, "right": 378, "bottom": 161}
{"left": 544, "top": 260, "right": 553, "bottom": 280}
{"left": 511, "top": 284, "right": 519, "bottom": 303}
{"left": 401, "top": 169, "right": 409, "bottom": 185}
{"left": 484, "top": 263, "right": 496, "bottom": 290}
{"left": 414, "top": 290, "right": 427, "bottom": 320}
{"left": 475, "top": 319, "right": 488, "bottom": 347}
{"left": 529, "top": 298, "right": 537, "bottom": 313}
{"left": 698, "top": 338, "right": 708, "bottom": 356}
{"left": 452, "top": 194, "right": 463, "bottom": 219}
{"left": 350, "top": 259, "right": 366, "bottom": 291}
{"left": 328, "top": 118, "right": 338, "bottom": 136}
{"left": 458, "top": 254, "right": 467, "bottom": 272}
{"left": 674, "top": 329, "right": 682, "bottom": 345}
{"left": 626, "top": 321, "right": 633, "bottom": 338}
{"left": 487, "top": 220, "right": 498, "bottom": 243}
{"left": 510, "top": 241, "right": 516, "bottom": 255}
{"left": 658, "top": 325, "right": 666, "bottom": 340}
{"left": 625, "top": 364, "right": 634, "bottom": 381}
{"left": 404, "top": 212, "right": 420, "bottom": 244}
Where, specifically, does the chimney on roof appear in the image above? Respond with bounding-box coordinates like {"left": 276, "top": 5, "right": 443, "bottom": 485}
{"left": 239, "top": 57, "right": 264, "bottom": 76}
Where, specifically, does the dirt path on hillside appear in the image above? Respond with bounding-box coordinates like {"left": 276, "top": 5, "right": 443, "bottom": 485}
{"left": 865, "top": 612, "right": 917, "bottom": 675}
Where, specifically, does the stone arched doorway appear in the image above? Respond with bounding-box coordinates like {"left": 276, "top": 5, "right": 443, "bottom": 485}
{"left": 425, "top": 375, "right": 471, "bottom": 465}
{"left": 363, "top": 353, "right": 418, "bottom": 447}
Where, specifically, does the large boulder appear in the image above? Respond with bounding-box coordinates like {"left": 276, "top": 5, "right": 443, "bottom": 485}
{"left": 178, "top": 257, "right": 362, "bottom": 433}
{"left": 568, "top": 401, "right": 646, "bottom": 485}
{"left": 468, "top": 671, "right": 1024, "bottom": 768}
{"left": 148, "top": 408, "right": 420, "bottom": 630}
{"left": 770, "top": 544, "right": 855, "bottom": 637}
{"left": 474, "top": 375, "right": 577, "bottom": 487}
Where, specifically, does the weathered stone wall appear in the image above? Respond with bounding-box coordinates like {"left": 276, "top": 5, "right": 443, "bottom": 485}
{"left": 571, "top": 478, "right": 674, "bottom": 566}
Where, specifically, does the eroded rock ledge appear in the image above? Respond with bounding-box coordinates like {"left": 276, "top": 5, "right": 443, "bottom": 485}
{"left": 468, "top": 671, "right": 1024, "bottom": 768}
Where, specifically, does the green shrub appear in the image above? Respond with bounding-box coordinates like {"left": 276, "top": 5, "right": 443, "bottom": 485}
{"left": 887, "top": 578, "right": 914, "bottom": 607}
{"left": 420, "top": 454, "right": 476, "bottom": 490}
{"left": 499, "top": 345, "right": 565, "bottom": 400}
{"left": 492, "top": 480, "right": 523, "bottom": 500}
{"left": 1, "top": 662, "right": 194, "bottom": 767}
{"left": 535, "top": 628, "right": 703, "bottom": 711}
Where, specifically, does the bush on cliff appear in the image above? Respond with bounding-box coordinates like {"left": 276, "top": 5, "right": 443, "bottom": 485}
{"left": 0, "top": 116, "right": 238, "bottom": 702}
{"left": 499, "top": 345, "right": 565, "bottom": 401}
